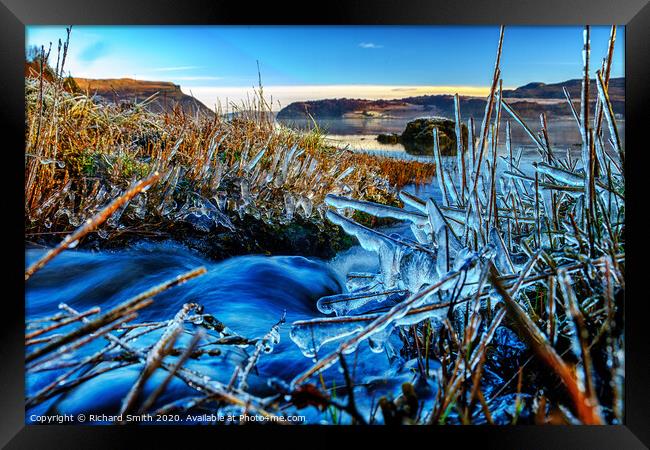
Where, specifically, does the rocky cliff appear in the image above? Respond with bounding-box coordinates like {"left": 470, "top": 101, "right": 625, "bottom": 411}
{"left": 73, "top": 78, "right": 215, "bottom": 117}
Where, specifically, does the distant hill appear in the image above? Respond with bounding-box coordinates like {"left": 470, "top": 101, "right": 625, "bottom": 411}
{"left": 502, "top": 77, "right": 624, "bottom": 100}
{"left": 277, "top": 99, "right": 413, "bottom": 119}
{"left": 73, "top": 78, "right": 215, "bottom": 117}
{"left": 276, "top": 77, "right": 624, "bottom": 120}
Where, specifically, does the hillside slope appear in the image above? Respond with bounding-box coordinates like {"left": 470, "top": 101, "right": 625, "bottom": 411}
{"left": 73, "top": 78, "right": 215, "bottom": 117}
{"left": 502, "top": 77, "right": 624, "bottom": 100}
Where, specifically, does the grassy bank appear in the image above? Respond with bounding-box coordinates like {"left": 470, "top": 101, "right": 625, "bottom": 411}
{"left": 25, "top": 58, "right": 436, "bottom": 257}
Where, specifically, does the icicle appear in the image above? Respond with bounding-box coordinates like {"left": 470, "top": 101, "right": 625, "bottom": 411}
{"left": 326, "top": 210, "right": 396, "bottom": 253}
{"left": 541, "top": 188, "right": 554, "bottom": 222}
{"left": 464, "top": 190, "right": 484, "bottom": 245}
{"left": 107, "top": 177, "right": 137, "bottom": 228}
{"left": 132, "top": 193, "right": 147, "bottom": 220}
{"left": 454, "top": 94, "right": 467, "bottom": 203}
{"left": 335, "top": 166, "right": 355, "bottom": 183}
{"left": 433, "top": 127, "right": 449, "bottom": 206}
{"left": 240, "top": 179, "right": 251, "bottom": 205}
{"left": 317, "top": 289, "right": 406, "bottom": 316}
{"left": 346, "top": 272, "right": 380, "bottom": 292}
{"left": 177, "top": 193, "right": 235, "bottom": 232}
{"left": 410, "top": 223, "right": 431, "bottom": 245}
{"left": 443, "top": 169, "right": 460, "bottom": 206}
{"left": 296, "top": 196, "right": 313, "bottom": 218}
{"left": 426, "top": 199, "right": 461, "bottom": 247}
{"left": 266, "top": 146, "right": 283, "bottom": 183}
{"left": 595, "top": 70, "right": 623, "bottom": 161}
{"left": 283, "top": 193, "right": 296, "bottom": 220}
{"left": 326, "top": 210, "right": 432, "bottom": 289}
{"left": 557, "top": 269, "right": 588, "bottom": 360}
{"left": 399, "top": 190, "right": 427, "bottom": 213}
{"left": 534, "top": 162, "right": 584, "bottom": 187}
{"left": 426, "top": 199, "right": 462, "bottom": 277}
{"left": 290, "top": 317, "right": 367, "bottom": 358}
{"left": 325, "top": 194, "right": 428, "bottom": 226}
{"left": 245, "top": 146, "right": 267, "bottom": 172}
{"left": 165, "top": 138, "right": 183, "bottom": 164}
{"left": 277, "top": 144, "right": 299, "bottom": 185}
{"left": 468, "top": 117, "right": 476, "bottom": 171}
{"left": 489, "top": 228, "right": 515, "bottom": 275}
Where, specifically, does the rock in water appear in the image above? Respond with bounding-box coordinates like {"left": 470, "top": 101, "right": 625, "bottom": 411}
{"left": 400, "top": 117, "right": 468, "bottom": 154}
{"left": 377, "top": 133, "right": 401, "bottom": 144}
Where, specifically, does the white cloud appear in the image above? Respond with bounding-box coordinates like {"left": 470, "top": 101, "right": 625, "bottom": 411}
{"left": 359, "top": 42, "right": 383, "bottom": 49}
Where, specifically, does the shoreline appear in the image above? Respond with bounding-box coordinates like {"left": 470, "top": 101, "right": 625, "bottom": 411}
{"left": 25, "top": 212, "right": 359, "bottom": 262}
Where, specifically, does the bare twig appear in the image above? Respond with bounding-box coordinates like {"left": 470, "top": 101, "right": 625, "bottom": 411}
{"left": 25, "top": 171, "right": 161, "bottom": 280}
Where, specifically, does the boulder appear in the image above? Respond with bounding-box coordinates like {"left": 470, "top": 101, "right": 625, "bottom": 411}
{"left": 376, "top": 117, "right": 468, "bottom": 155}
{"left": 400, "top": 117, "right": 468, "bottom": 154}
{"left": 377, "top": 133, "right": 401, "bottom": 144}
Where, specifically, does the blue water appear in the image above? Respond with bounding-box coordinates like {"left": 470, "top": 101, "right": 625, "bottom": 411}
{"left": 26, "top": 241, "right": 426, "bottom": 423}
{"left": 280, "top": 117, "right": 624, "bottom": 161}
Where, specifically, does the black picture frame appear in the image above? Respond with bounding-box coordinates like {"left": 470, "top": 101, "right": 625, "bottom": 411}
{"left": 1, "top": 0, "right": 649, "bottom": 447}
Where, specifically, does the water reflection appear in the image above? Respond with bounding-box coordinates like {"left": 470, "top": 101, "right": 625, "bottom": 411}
{"left": 278, "top": 116, "right": 625, "bottom": 159}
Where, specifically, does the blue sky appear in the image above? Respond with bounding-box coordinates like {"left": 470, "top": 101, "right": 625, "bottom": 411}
{"left": 26, "top": 26, "right": 624, "bottom": 110}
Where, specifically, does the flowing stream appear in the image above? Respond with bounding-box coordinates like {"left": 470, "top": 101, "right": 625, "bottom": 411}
{"left": 25, "top": 239, "right": 412, "bottom": 423}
